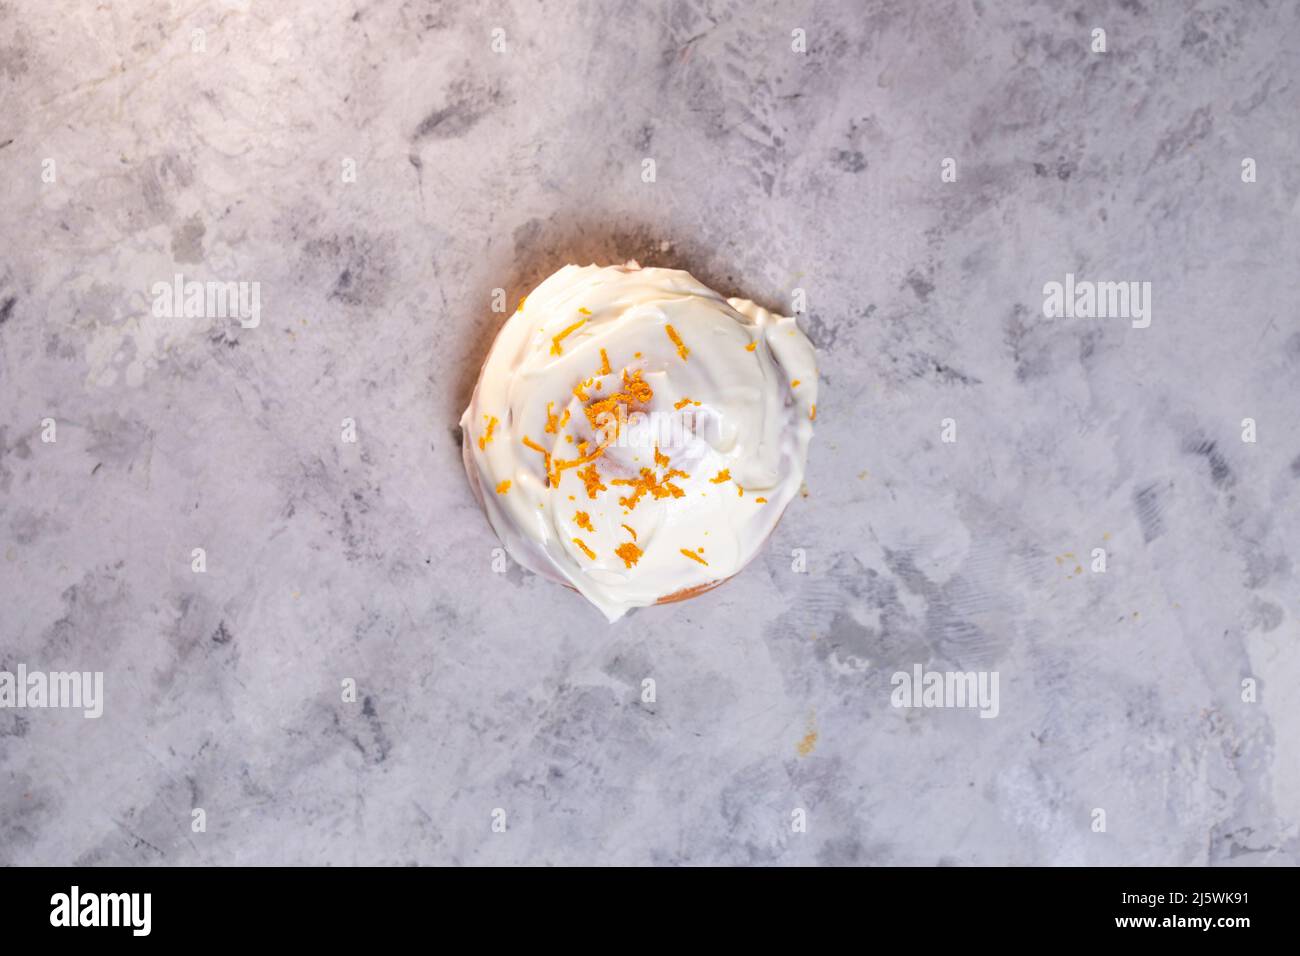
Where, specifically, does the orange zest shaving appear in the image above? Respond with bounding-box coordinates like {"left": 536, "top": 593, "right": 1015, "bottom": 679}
{"left": 551, "top": 434, "right": 605, "bottom": 468}
{"left": 609, "top": 445, "right": 689, "bottom": 511}
{"left": 478, "top": 415, "right": 498, "bottom": 450}
{"left": 810, "top": 403, "right": 817, "bottom": 421}
{"left": 745, "top": 341, "right": 757, "bottom": 352}
{"left": 572, "top": 538, "right": 596, "bottom": 560}
{"left": 583, "top": 368, "right": 653, "bottom": 440}
{"left": 681, "top": 548, "right": 708, "bottom": 566}
{"left": 517, "top": 296, "right": 526, "bottom": 312}
{"left": 621, "top": 367, "right": 653, "bottom": 403}
{"left": 550, "top": 318, "right": 586, "bottom": 355}
{"left": 791, "top": 379, "right": 801, "bottom": 387}
{"left": 495, "top": 480, "right": 511, "bottom": 494}
{"left": 611, "top": 465, "right": 689, "bottom": 511}
{"left": 574, "top": 511, "right": 594, "bottom": 532}
{"left": 709, "top": 469, "right": 731, "bottom": 484}
{"left": 598, "top": 348, "right": 611, "bottom": 376}
{"left": 579, "top": 307, "right": 592, "bottom": 315}
{"left": 576, "top": 463, "right": 606, "bottom": 499}
{"left": 615, "top": 541, "right": 642, "bottom": 568}
{"left": 673, "top": 396, "right": 700, "bottom": 409}
{"left": 521, "top": 435, "right": 552, "bottom": 483}
{"left": 550, "top": 433, "right": 610, "bottom": 483}
{"left": 621, "top": 523, "right": 638, "bottom": 540}
{"left": 544, "top": 404, "right": 571, "bottom": 435}
{"left": 665, "top": 324, "right": 689, "bottom": 360}
{"left": 755, "top": 496, "right": 767, "bottom": 503}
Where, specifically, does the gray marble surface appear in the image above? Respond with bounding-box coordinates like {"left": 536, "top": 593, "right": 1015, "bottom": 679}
{"left": 2, "top": 0, "right": 1298, "bottom": 866}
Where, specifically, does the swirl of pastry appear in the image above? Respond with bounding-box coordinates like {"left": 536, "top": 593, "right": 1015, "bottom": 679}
{"left": 461, "top": 262, "right": 817, "bottom": 621}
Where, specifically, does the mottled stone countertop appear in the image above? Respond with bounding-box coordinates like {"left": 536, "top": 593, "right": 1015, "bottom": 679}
{"left": 1, "top": 0, "right": 1298, "bottom": 865}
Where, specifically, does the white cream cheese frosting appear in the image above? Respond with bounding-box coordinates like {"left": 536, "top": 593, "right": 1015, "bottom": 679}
{"left": 460, "top": 262, "right": 817, "bottom": 622}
